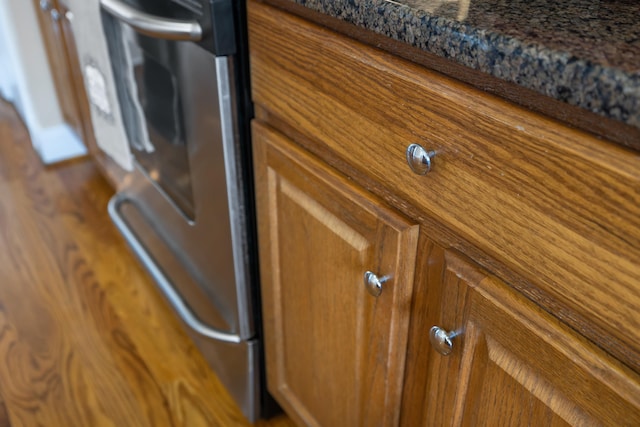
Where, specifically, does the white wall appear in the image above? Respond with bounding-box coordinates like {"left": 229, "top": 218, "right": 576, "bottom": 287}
{"left": 0, "top": 0, "right": 86, "bottom": 163}
{"left": 0, "top": 15, "right": 18, "bottom": 103}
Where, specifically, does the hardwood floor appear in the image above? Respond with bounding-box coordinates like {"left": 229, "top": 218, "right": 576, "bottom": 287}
{"left": 0, "top": 101, "right": 294, "bottom": 427}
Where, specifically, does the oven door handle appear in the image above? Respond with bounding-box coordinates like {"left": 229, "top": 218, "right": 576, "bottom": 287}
{"left": 100, "top": 0, "right": 203, "bottom": 41}
{"left": 108, "top": 194, "right": 243, "bottom": 344}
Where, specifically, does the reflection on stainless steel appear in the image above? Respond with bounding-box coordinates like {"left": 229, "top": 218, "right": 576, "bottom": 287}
{"left": 102, "top": 0, "right": 265, "bottom": 421}
{"left": 100, "top": 0, "right": 203, "bottom": 41}
{"left": 216, "top": 56, "right": 254, "bottom": 338}
{"left": 108, "top": 194, "right": 242, "bottom": 344}
{"left": 114, "top": 42, "right": 255, "bottom": 380}
{"left": 108, "top": 191, "right": 259, "bottom": 419}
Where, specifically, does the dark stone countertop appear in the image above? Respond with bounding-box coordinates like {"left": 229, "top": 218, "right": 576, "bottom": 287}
{"left": 284, "top": 0, "right": 640, "bottom": 134}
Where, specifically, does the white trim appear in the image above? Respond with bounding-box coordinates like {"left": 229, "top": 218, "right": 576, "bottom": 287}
{"left": 31, "top": 124, "right": 87, "bottom": 164}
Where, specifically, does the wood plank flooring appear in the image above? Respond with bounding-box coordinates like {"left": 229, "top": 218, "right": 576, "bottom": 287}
{"left": 0, "top": 101, "right": 294, "bottom": 427}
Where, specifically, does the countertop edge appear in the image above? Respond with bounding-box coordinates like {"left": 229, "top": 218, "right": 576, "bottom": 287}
{"left": 261, "top": 0, "right": 640, "bottom": 150}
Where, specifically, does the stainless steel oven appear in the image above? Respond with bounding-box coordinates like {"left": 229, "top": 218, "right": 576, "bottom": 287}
{"left": 100, "top": 0, "right": 267, "bottom": 421}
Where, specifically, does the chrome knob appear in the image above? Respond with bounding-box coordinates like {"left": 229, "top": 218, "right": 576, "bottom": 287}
{"left": 364, "top": 271, "right": 384, "bottom": 297}
{"left": 39, "top": 0, "right": 52, "bottom": 11}
{"left": 406, "top": 143, "right": 436, "bottom": 175}
{"left": 65, "top": 11, "right": 74, "bottom": 21}
{"left": 429, "top": 326, "right": 456, "bottom": 356}
{"left": 50, "top": 9, "right": 61, "bottom": 21}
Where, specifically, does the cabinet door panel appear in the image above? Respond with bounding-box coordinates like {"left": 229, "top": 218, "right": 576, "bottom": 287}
{"left": 459, "top": 333, "right": 577, "bottom": 426}
{"left": 418, "top": 251, "right": 485, "bottom": 426}
{"left": 254, "top": 122, "right": 418, "bottom": 427}
{"left": 59, "top": 4, "right": 95, "bottom": 147}
{"left": 33, "top": 0, "right": 84, "bottom": 138}
{"left": 421, "top": 251, "right": 640, "bottom": 426}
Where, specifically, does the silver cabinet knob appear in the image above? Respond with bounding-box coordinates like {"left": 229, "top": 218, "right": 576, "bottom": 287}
{"left": 364, "top": 271, "right": 384, "bottom": 297}
{"left": 40, "top": 0, "right": 52, "bottom": 11}
{"left": 50, "top": 9, "right": 61, "bottom": 21}
{"left": 65, "top": 11, "right": 74, "bottom": 21}
{"left": 406, "top": 143, "right": 436, "bottom": 175}
{"left": 429, "top": 326, "right": 456, "bottom": 356}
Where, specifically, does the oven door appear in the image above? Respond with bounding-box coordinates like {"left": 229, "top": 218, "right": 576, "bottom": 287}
{"left": 111, "top": 36, "right": 254, "bottom": 340}
{"left": 101, "top": 0, "right": 260, "bottom": 420}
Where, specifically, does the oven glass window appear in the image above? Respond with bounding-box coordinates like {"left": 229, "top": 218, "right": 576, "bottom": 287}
{"left": 128, "top": 34, "right": 195, "bottom": 220}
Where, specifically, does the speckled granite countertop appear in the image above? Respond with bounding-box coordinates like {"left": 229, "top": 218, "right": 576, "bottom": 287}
{"left": 283, "top": 0, "right": 640, "bottom": 133}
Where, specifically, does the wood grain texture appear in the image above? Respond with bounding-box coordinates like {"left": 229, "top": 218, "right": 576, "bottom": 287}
{"left": 402, "top": 249, "right": 484, "bottom": 426}
{"left": 253, "top": 121, "right": 418, "bottom": 427}
{"left": 247, "top": 0, "right": 640, "bottom": 371}
{"left": 453, "top": 251, "right": 640, "bottom": 426}
{"left": 404, "top": 247, "right": 640, "bottom": 426}
{"left": 0, "top": 395, "right": 9, "bottom": 427}
{"left": 0, "top": 101, "right": 293, "bottom": 427}
{"left": 33, "top": 0, "right": 84, "bottom": 139}
{"left": 397, "top": 233, "right": 443, "bottom": 425}
{"left": 259, "top": 0, "right": 640, "bottom": 151}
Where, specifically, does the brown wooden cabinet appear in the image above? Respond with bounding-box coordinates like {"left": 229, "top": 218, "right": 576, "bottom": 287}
{"left": 453, "top": 276, "right": 640, "bottom": 426}
{"left": 34, "top": 0, "right": 84, "bottom": 139}
{"left": 57, "top": 3, "right": 98, "bottom": 152}
{"left": 253, "top": 122, "right": 418, "bottom": 427}
{"left": 253, "top": 118, "right": 640, "bottom": 426}
{"left": 248, "top": 1, "right": 640, "bottom": 425}
{"left": 406, "top": 248, "right": 640, "bottom": 426}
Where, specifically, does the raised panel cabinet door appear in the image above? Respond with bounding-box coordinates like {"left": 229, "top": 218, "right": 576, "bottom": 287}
{"left": 419, "top": 250, "right": 640, "bottom": 426}
{"left": 54, "top": 3, "right": 85, "bottom": 141}
{"left": 253, "top": 121, "right": 419, "bottom": 427}
{"left": 33, "top": 0, "right": 84, "bottom": 139}
{"left": 59, "top": 4, "right": 96, "bottom": 148}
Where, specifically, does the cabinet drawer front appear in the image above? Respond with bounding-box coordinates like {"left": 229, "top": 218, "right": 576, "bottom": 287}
{"left": 248, "top": 1, "right": 640, "bottom": 369}
{"left": 253, "top": 122, "right": 419, "bottom": 426}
